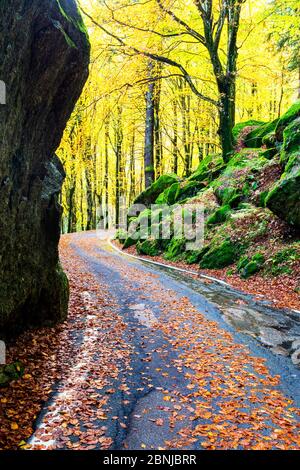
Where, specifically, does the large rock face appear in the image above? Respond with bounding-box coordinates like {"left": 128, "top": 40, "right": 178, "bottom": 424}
{"left": 0, "top": 0, "right": 90, "bottom": 336}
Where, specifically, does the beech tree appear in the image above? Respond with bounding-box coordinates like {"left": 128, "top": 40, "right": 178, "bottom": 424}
{"left": 58, "top": 0, "right": 297, "bottom": 232}
{"left": 82, "top": 0, "right": 246, "bottom": 161}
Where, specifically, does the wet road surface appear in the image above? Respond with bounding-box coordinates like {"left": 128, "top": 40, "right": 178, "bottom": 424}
{"left": 28, "top": 232, "right": 300, "bottom": 450}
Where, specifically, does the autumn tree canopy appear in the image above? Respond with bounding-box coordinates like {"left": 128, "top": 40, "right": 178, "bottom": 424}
{"left": 58, "top": 0, "right": 299, "bottom": 233}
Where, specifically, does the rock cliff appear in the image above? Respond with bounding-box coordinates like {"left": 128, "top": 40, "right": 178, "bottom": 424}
{"left": 0, "top": 0, "right": 90, "bottom": 336}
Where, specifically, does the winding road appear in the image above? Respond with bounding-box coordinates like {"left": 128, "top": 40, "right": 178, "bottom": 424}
{"left": 28, "top": 232, "right": 300, "bottom": 450}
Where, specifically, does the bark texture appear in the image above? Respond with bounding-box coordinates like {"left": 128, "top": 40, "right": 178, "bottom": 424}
{"left": 0, "top": 0, "right": 90, "bottom": 336}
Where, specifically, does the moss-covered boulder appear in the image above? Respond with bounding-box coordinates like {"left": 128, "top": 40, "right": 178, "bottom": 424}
{"left": 155, "top": 182, "right": 180, "bottom": 205}
{"left": 164, "top": 238, "right": 187, "bottom": 261}
{"left": 0, "top": 362, "right": 24, "bottom": 387}
{"left": 185, "top": 248, "right": 208, "bottom": 265}
{"left": 176, "top": 181, "right": 205, "bottom": 202}
{"left": 243, "top": 119, "right": 279, "bottom": 148}
{"left": 232, "top": 120, "right": 265, "bottom": 143}
{"left": 188, "top": 154, "right": 224, "bottom": 183}
{"left": 207, "top": 205, "right": 231, "bottom": 225}
{"left": 262, "top": 131, "right": 277, "bottom": 148}
{"left": 275, "top": 100, "right": 300, "bottom": 140}
{"left": 266, "top": 153, "right": 300, "bottom": 228}
{"left": 137, "top": 239, "right": 160, "bottom": 256}
{"left": 123, "top": 236, "right": 139, "bottom": 249}
{"left": 237, "top": 253, "right": 265, "bottom": 278}
{"left": 134, "top": 174, "right": 179, "bottom": 207}
{"left": 212, "top": 150, "right": 269, "bottom": 206}
{"left": 280, "top": 117, "right": 300, "bottom": 163}
{"left": 199, "top": 239, "right": 240, "bottom": 269}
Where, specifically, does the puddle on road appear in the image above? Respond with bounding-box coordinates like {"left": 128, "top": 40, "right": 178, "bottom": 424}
{"left": 129, "top": 303, "right": 158, "bottom": 327}
{"left": 145, "top": 265, "right": 300, "bottom": 366}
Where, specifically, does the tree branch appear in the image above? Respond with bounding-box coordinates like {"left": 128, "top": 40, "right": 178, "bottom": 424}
{"left": 155, "top": 0, "right": 206, "bottom": 45}
{"left": 80, "top": 6, "right": 218, "bottom": 108}
{"left": 104, "top": 1, "right": 192, "bottom": 39}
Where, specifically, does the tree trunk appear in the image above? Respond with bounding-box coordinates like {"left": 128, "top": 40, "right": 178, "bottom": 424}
{"left": 129, "top": 126, "right": 136, "bottom": 203}
{"left": 68, "top": 186, "right": 75, "bottom": 234}
{"left": 154, "top": 78, "right": 162, "bottom": 178}
{"left": 114, "top": 107, "right": 123, "bottom": 228}
{"left": 144, "top": 63, "right": 155, "bottom": 188}
{"left": 104, "top": 116, "right": 109, "bottom": 229}
{"left": 172, "top": 99, "right": 179, "bottom": 174}
{"left": 217, "top": 78, "right": 235, "bottom": 162}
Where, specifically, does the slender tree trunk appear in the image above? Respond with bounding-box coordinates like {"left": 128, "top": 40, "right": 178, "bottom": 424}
{"left": 144, "top": 62, "right": 155, "bottom": 188}
{"left": 104, "top": 116, "right": 109, "bottom": 229}
{"left": 68, "top": 185, "right": 75, "bottom": 233}
{"left": 129, "top": 126, "right": 136, "bottom": 203}
{"left": 154, "top": 78, "right": 162, "bottom": 178}
{"left": 172, "top": 99, "right": 179, "bottom": 174}
{"left": 114, "top": 107, "right": 123, "bottom": 228}
{"left": 180, "top": 80, "right": 192, "bottom": 177}
{"left": 86, "top": 170, "right": 94, "bottom": 230}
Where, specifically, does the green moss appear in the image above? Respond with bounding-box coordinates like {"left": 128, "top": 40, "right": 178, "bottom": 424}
{"left": 212, "top": 150, "right": 269, "bottom": 206}
{"left": 135, "top": 208, "right": 152, "bottom": 225}
{"left": 184, "top": 248, "right": 207, "bottom": 265}
{"left": 164, "top": 238, "right": 186, "bottom": 261}
{"left": 134, "top": 174, "right": 179, "bottom": 206}
{"left": 199, "top": 239, "right": 240, "bottom": 269}
{"left": 237, "top": 253, "right": 265, "bottom": 278}
{"left": 207, "top": 204, "right": 231, "bottom": 225}
{"left": 266, "top": 154, "right": 300, "bottom": 227}
{"left": 237, "top": 255, "right": 250, "bottom": 271}
{"left": 275, "top": 100, "right": 300, "bottom": 140}
{"left": 216, "top": 187, "right": 242, "bottom": 207}
{"left": 137, "top": 239, "right": 160, "bottom": 256}
{"left": 123, "top": 236, "right": 139, "bottom": 249}
{"left": 55, "top": 23, "right": 77, "bottom": 48}
{"left": 262, "top": 131, "right": 277, "bottom": 148}
{"left": 258, "top": 190, "right": 269, "bottom": 207}
{"left": 281, "top": 117, "right": 300, "bottom": 163}
{"left": 56, "top": 0, "right": 89, "bottom": 41}
{"left": 244, "top": 119, "right": 279, "bottom": 148}
{"left": 259, "top": 148, "right": 277, "bottom": 160}
{"left": 0, "top": 361, "right": 24, "bottom": 387}
{"left": 232, "top": 120, "right": 265, "bottom": 142}
{"left": 145, "top": 165, "right": 155, "bottom": 173}
{"left": 155, "top": 182, "right": 180, "bottom": 205}
{"left": 115, "top": 228, "right": 127, "bottom": 241}
{"left": 240, "top": 260, "right": 261, "bottom": 278}
{"left": 269, "top": 247, "right": 299, "bottom": 276}
{"left": 175, "top": 181, "right": 205, "bottom": 202}
{"left": 188, "top": 154, "right": 224, "bottom": 183}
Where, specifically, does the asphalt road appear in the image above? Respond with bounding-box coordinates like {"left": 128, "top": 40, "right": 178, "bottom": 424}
{"left": 28, "top": 232, "right": 300, "bottom": 450}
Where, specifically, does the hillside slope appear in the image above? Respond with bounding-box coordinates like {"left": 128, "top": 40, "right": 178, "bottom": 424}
{"left": 117, "top": 102, "right": 300, "bottom": 308}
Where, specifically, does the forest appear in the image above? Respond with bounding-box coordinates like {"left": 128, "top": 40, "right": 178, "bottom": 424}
{"left": 59, "top": 0, "right": 299, "bottom": 233}
{"left": 0, "top": 0, "right": 300, "bottom": 456}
